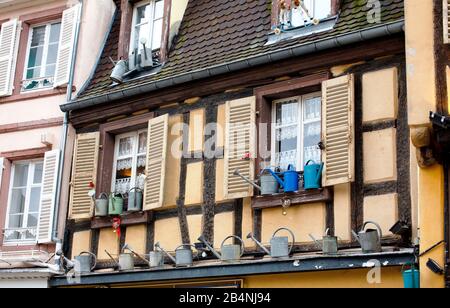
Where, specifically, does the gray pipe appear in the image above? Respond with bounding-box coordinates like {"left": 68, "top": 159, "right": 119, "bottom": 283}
{"left": 60, "top": 20, "right": 405, "bottom": 112}
{"left": 52, "top": 0, "right": 84, "bottom": 244}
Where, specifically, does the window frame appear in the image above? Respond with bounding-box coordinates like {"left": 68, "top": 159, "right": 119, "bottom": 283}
{"left": 270, "top": 91, "right": 322, "bottom": 171}
{"left": 290, "top": 0, "right": 332, "bottom": 28}
{"left": 22, "top": 19, "right": 61, "bottom": 92}
{"left": 111, "top": 129, "right": 148, "bottom": 195}
{"left": 129, "top": 0, "right": 164, "bottom": 57}
{"left": 4, "top": 159, "right": 43, "bottom": 245}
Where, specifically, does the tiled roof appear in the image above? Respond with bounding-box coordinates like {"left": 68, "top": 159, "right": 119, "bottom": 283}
{"left": 76, "top": 0, "right": 404, "bottom": 102}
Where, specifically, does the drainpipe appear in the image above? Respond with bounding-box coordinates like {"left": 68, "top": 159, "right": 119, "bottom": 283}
{"left": 445, "top": 161, "right": 449, "bottom": 287}
{"left": 52, "top": 0, "right": 84, "bottom": 244}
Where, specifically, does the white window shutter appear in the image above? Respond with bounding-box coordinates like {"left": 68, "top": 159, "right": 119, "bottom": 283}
{"left": 321, "top": 74, "right": 355, "bottom": 187}
{"left": 444, "top": 0, "right": 450, "bottom": 44}
{"left": 0, "top": 157, "right": 4, "bottom": 190}
{"left": 144, "top": 114, "right": 169, "bottom": 210}
{"left": 37, "top": 150, "right": 61, "bottom": 244}
{"left": 224, "top": 97, "right": 256, "bottom": 199}
{"left": 0, "top": 19, "right": 20, "bottom": 97}
{"left": 69, "top": 132, "right": 100, "bottom": 220}
{"left": 54, "top": 4, "right": 81, "bottom": 88}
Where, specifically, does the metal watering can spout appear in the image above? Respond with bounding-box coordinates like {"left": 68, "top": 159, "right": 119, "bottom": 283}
{"left": 155, "top": 242, "right": 177, "bottom": 264}
{"left": 197, "top": 235, "right": 222, "bottom": 259}
{"left": 308, "top": 234, "right": 322, "bottom": 250}
{"left": 351, "top": 230, "right": 362, "bottom": 245}
{"left": 246, "top": 232, "right": 271, "bottom": 255}
{"left": 233, "top": 169, "right": 262, "bottom": 191}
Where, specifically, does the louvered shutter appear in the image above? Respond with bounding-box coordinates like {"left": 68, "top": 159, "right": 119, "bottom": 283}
{"left": 144, "top": 114, "right": 169, "bottom": 210}
{"left": 69, "top": 132, "right": 100, "bottom": 219}
{"left": 321, "top": 74, "right": 355, "bottom": 187}
{"left": 0, "top": 157, "right": 4, "bottom": 190}
{"left": 37, "top": 150, "right": 60, "bottom": 244}
{"left": 224, "top": 97, "right": 256, "bottom": 199}
{"left": 54, "top": 4, "right": 81, "bottom": 88}
{"left": 444, "top": 0, "right": 450, "bottom": 44}
{"left": 0, "top": 19, "right": 20, "bottom": 97}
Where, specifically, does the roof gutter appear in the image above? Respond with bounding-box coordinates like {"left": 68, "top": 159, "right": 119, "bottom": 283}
{"left": 61, "top": 20, "right": 405, "bottom": 112}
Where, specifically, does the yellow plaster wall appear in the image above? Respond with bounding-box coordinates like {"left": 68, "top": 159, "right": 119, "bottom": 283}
{"left": 244, "top": 267, "right": 404, "bottom": 288}
{"left": 363, "top": 128, "right": 397, "bottom": 184}
{"left": 261, "top": 203, "right": 326, "bottom": 244}
{"left": 71, "top": 230, "right": 91, "bottom": 258}
{"left": 362, "top": 68, "right": 398, "bottom": 123}
{"left": 215, "top": 159, "right": 227, "bottom": 203}
{"left": 333, "top": 183, "right": 352, "bottom": 241}
{"left": 213, "top": 212, "right": 234, "bottom": 249}
{"left": 242, "top": 198, "right": 254, "bottom": 247}
{"left": 188, "top": 109, "right": 205, "bottom": 153}
{"left": 447, "top": 66, "right": 450, "bottom": 112}
{"left": 97, "top": 228, "right": 120, "bottom": 260}
{"left": 187, "top": 214, "right": 203, "bottom": 244}
{"left": 185, "top": 162, "right": 204, "bottom": 205}
{"left": 154, "top": 217, "right": 182, "bottom": 251}
{"left": 404, "top": 0, "right": 437, "bottom": 125}
{"left": 163, "top": 115, "right": 182, "bottom": 208}
{"left": 363, "top": 193, "right": 399, "bottom": 235}
{"left": 418, "top": 165, "right": 445, "bottom": 288}
{"left": 125, "top": 225, "right": 147, "bottom": 255}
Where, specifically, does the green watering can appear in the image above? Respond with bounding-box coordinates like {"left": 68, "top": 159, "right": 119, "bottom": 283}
{"left": 109, "top": 193, "right": 124, "bottom": 215}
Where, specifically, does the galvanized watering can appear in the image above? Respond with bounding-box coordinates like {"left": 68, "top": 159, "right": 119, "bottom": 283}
{"left": 118, "top": 253, "right": 135, "bottom": 271}
{"left": 95, "top": 193, "right": 109, "bottom": 217}
{"left": 149, "top": 250, "right": 164, "bottom": 268}
{"left": 247, "top": 227, "right": 295, "bottom": 258}
{"left": 352, "top": 221, "right": 383, "bottom": 253}
{"left": 74, "top": 251, "right": 97, "bottom": 273}
{"left": 109, "top": 193, "right": 124, "bottom": 215}
{"left": 155, "top": 242, "right": 196, "bottom": 267}
{"left": 127, "top": 187, "right": 143, "bottom": 212}
{"left": 303, "top": 160, "right": 324, "bottom": 190}
{"left": 198, "top": 235, "right": 245, "bottom": 262}
{"left": 260, "top": 168, "right": 280, "bottom": 195}
{"left": 309, "top": 228, "right": 338, "bottom": 255}
{"left": 268, "top": 165, "right": 299, "bottom": 193}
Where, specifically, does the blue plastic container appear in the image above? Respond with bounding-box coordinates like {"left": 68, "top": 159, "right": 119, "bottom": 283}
{"left": 304, "top": 160, "right": 324, "bottom": 190}
{"left": 402, "top": 263, "right": 420, "bottom": 288}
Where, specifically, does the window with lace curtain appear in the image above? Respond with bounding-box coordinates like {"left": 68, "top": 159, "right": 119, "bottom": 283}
{"left": 271, "top": 93, "right": 322, "bottom": 171}
{"left": 112, "top": 130, "right": 148, "bottom": 195}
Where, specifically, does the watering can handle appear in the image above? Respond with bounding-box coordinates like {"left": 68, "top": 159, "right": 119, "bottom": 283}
{"left": 98, "top": 192, "right": 108, "bottom": 200}
{"left": 175, "top": 244, "right": 197, "bottom": 251}
{"left": 305, "top": 160, "right": 315, "bottom": 166}
{"left": 272, "top": 227, "right": 296, "bottom": 255}
{"left": 221, "top": 235, "right": 245, "bottom": 257}
{"left": 363, "top": 221, "right": 383, "bottom": 241}
{"left": 79, "top": 251, "right": 97, "bottom": 271}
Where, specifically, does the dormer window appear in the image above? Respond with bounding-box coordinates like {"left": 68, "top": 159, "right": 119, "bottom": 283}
{"left": 130, "top": 0, "right": 164, "bottom": 58}
{"left": 290, "top": 0, "right": 332, "bottom": 28}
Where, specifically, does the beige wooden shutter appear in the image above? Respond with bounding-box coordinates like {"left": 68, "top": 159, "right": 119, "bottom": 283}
{"left": 444, "top": 0, "right": 450, "bottom": 44}
{"left": 54, "top": 4, "right": 81, "bottom": 88}
{"left": 321, "top": 74, "right": 355, "bottom": 187}
{"left": 0, "top": 157, "right": 4, "bottom": 190}
{"left": 37, "top": 150, "right": 60, "bottom": 244}
{"left": 0, "top": 19, "right": 20, "bottom": 97}
{"left": 224, "top": 97, "right": 256, "bottom": 199}
{"left": 144, "top": 114, "right": 169, "bottom": 210}
{"left": 69, "top": 132, "right": 100, "bottom": 219}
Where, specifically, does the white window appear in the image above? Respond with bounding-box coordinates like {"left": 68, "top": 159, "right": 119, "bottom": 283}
{"left": 4, "top": 160, "right": 43, "bottom": 243}
{"left": 112, "top": 130, "right": 148, "bottom": 195}
{"left": 23, "top": 22, "right": 61, "bottom": 91}
{"left": 130, "top": 0, "right": 164, "bottom": 56}
{"left": 271, "top": 93, "right": 322, "bottom": 171}
{"left": 291, "top": 0, "right": 332, "bottom": 28}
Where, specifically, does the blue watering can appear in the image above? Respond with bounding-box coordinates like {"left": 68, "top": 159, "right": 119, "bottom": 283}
{"left": 402, "top": 263, "right": 420, "bottom": 289}
{"left": 303, "top": 160, "right": 324, "bottom": 190}
{"left": 267, "top": 164, "right": 299, "bottom": 193}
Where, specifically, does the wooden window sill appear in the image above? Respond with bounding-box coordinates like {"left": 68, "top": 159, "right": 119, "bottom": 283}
{"left": 252, "top": 188, "right": 333, "bottom": 209}
{"left": 91, "top": 211, "right": 152, "bottom": 229}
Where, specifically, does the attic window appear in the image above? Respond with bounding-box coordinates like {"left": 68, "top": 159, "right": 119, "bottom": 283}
{"left": 268, "top": 0, "right": 337, "bottom": 44}
{"left": 130, "top": 0, "right": 164, "bottom": 57}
